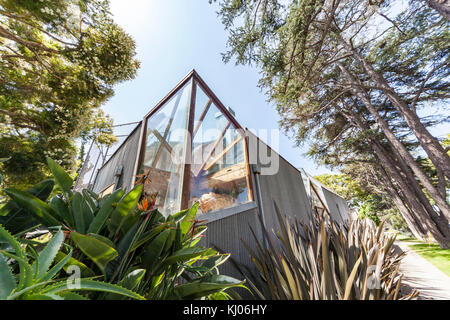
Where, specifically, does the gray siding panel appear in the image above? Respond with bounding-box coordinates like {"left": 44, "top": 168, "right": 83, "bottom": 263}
{"left": 322, "top": 187, "right": 345, "bottom": 224}
{"left": 92, "top": 123, "right": 141, "bottom": 193}
{"left": 250, "top": 133, "right": 312, "bottom": 233}
{"left": 201, "top": 207, "right": 262, "bottom": 284}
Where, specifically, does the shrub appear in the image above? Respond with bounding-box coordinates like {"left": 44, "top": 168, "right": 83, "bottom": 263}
{"left": 237, "top": 202, "right": 418, "bottom": 300}
{"left": 0, "top": 158, "right": 245, "bottom": 300}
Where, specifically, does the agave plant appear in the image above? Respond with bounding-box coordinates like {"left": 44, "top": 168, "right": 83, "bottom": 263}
{"left": 0, "top": 224, "right": 144, "bottom": 300}
{"left": 237, "top": 201, "right": 418, "bottom": 300}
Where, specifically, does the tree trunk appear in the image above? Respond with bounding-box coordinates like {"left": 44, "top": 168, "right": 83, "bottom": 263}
{"left": 369, "top": 137, "right": 450, "bottom": 248}
{"left": 337, "top": 62, "right": 450, "bottom": 220}
{"left": 343, "top": 110, "right": 450, "bottom": 248}
{"left": 337, "top": 36, "right": 450, "bottom": 181}
{"left": 375, "top": 164, "right": 427, "bottom": 240}
{"left": 425, "top": 0, "right": 450, "bottom": 20}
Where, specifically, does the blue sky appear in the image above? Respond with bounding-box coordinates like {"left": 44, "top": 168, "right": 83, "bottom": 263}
{"left": 103, "top": 0, "right": 448, "bottom": 175}
{"left": 104, "top": 0, "right": 332, "bottom": 176}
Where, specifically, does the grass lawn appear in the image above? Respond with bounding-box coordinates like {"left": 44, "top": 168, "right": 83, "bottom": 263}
{"left": 397, "top": 234, "right": 450, "bottom": 277}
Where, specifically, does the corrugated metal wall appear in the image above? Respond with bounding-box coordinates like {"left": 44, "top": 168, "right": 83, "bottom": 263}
{"left": 92, "top": 123, "right": 142, "bottom": 193}
{"left": 306, "top": 174, "right": 351, "bottom": 225}
{"left": 249, "top": 132, "right": 313, "bottom": 233}
{"left": 201, "top": 206, "right": 263, "bottom": 298}
{"left": 201, "top": 207, "right": 262, "bottom": 275}
{"left": 321, "top": 187, "right": 350, "bottom": 223}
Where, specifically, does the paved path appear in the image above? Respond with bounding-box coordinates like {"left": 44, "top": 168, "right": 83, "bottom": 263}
{"left": 394, "top": 241, "right": 450, "bottom": 300}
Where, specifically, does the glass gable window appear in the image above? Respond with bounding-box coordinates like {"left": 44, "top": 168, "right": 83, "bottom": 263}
{"left": 138, "top": 80, "right": 192, "bottom": 215}
{"left": 189, "top": 83, "right": 249, "bottom": 214}
{"left": 137, "top": 74, "right": 252, "bottom": 216}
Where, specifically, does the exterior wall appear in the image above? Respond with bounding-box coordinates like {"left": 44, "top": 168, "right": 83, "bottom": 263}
{"left": 201, "top": 204, "right": 263, "bottom": 291}
{"left": 249, "top": 132, "right": 313, "bottom": 232}
{"left": 321, "top": 187, "right": 346, "bottom": 224}
{"left": 92, "top": 123, "right": 142, "bottom": 193}
{"left": 307, "top": 174, "right": 351, "bottom": 224}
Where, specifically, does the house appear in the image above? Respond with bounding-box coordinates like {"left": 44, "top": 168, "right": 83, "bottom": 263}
{"left": 74, "top": 69, "right": 351, "bottom": 280}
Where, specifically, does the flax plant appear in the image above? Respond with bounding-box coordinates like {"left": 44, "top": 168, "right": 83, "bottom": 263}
{"left": 239, "top": 202, "right": 418, "bottom": 300}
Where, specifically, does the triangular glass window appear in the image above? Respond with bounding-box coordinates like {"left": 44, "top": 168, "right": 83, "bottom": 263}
{"left": 138, "top": 79, "right": 192, "bottom": 215}
{"left": 188, "top": 83, "right": 249, "bottom": 214}
{"left": 136, "top": 73, "right": 252, "bottom": 216}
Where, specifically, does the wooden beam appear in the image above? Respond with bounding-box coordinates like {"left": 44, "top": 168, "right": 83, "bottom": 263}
{"left": 203, "top": 135, "right": 242, "bottom": 171}
{"left": 151, "top": 93, "right": 182, "bottom": 167}
{"left": 194, "top": 122, "right": 231, "bottom": 176}
{"left": 151, "top": 129, "right": 180, "bottom": 163}
{"left": 143, "top": 70, "right": 194, "bottom": 120}
{"left": 243, "top": 134, "right": 254, "bottom": 201}
{"left": 310, "top": 181, "right": 330, "bottom": 216}
{"left": 192, "top": 71, "right": 243, "bottom": 130}
{"left": 181, "top": 80, "right": 197, "bottom": 210}
{"left": 192, "top": 99, "right": 212, "bottom": 139}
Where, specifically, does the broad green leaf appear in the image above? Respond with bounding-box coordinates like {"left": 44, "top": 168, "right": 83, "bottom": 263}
{"left": 201, "top": 253, "right": 229, "bottom": 270}
{"left": 71, "top": 192, "right": 86, "bottom": 233}
{"left": 87, "top": 189, "right": 124, "bottom": 234}
{"left": 46, "top": 158, "right": 73, "bottom": 195}
{"left": 32, "top": 229, "right": 64, "bottom": 279}
{"left": 117, "top": 222, "right": 140, "bottom": 257}
{"left": 142, "top": 229, "right": 170, "bottom": 270}
{"left": 109, "top": 184, "right": 143, "bottom": 234}
{"left": 0, "top": 179, "right": 54, "bottom": 219}
{"left": 0, "top": 252, "right": 16, "bottom": 299}
{"left": 163, "top": 247, "right": 213, "bottom": 266}
{"left": 26, "top": 180, "right": 55, "bottom": 201}
{"left": 87, "top": 233, "right": 115, "bottom": 249}
{"left": 38, "top": 248, "right": 73, "bottom": 282}
{"left": 171, "top": 275, "right": 245, "bottom": 299}
{"left": 70, "top": 232, "right": 118, "bottom": 274}
{"left": 0, "top": 180, "right": 55, "bottom": 236}
{"left": 180, "top": 203, "right": 198, "bottom": 237}
{"left": 54, "top": 252, "right": 95, "bottom": 278}
{"left": 22, "top": 294, "right": 59, "bottom": 300}
{"left": 49, "top": 196, "right": 73, "bottom": 226}
{"left": 58, "top": 292, "right": 89, "bottom": 300}
{"left": 83, "top": 189, "right": 99, "bottom": 201}
{"left": 82, "top": 189, "right": 97, "bottom": 212}
{"left": 121, "top": 269, "right": 146, "bottom": 291}
{"left": 162, "top": 227, "right": 176, "bottom": 253}
{"left": 105, "top": 269, "right": 146, "bottom": 300}
{"left": 4, "top": 188, "right": 60, "bottom": 227}
{"left": 121, "top": 212, "right": 140, "bottom": 235}
{"left": 43, "top": 279, "right": 145, "bottom": 300}
{"left": 130, "top": 223, "right": 170, "bottom": 253}
{"left": 0, "top": 250, "right": 33, "bottom": 290}
{"left": 81, "top": 196, "right": 94, "bottom": 231}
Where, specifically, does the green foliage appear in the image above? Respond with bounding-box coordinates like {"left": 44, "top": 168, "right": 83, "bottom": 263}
{"left": 314, "top": 173, "right": 368, "bottom": 209}
{"left": 0, "top": 157, "right": 10, "bottom": 185}
{"left": 314, "top": 173, "right": 408, "bottom": 229}
{"left": 0, "top": 0, "right": 139, "bottom": 186}
{"left": 236, "top": 202, "right": 417, "bottom": 300}
{"left": 0, "top": 225, "right": 144, "bottom": 300}
{"left": 0, "top": 158, "right": 246, "bottom": 300}
{"left": 214, "top": 0, "right": 449, "bottom": 245}
{"left": 0, "top": 179, "right": 54, "bottom": 234}
{"left": 358, "top": 196, "right": 382, "bottom": 226}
